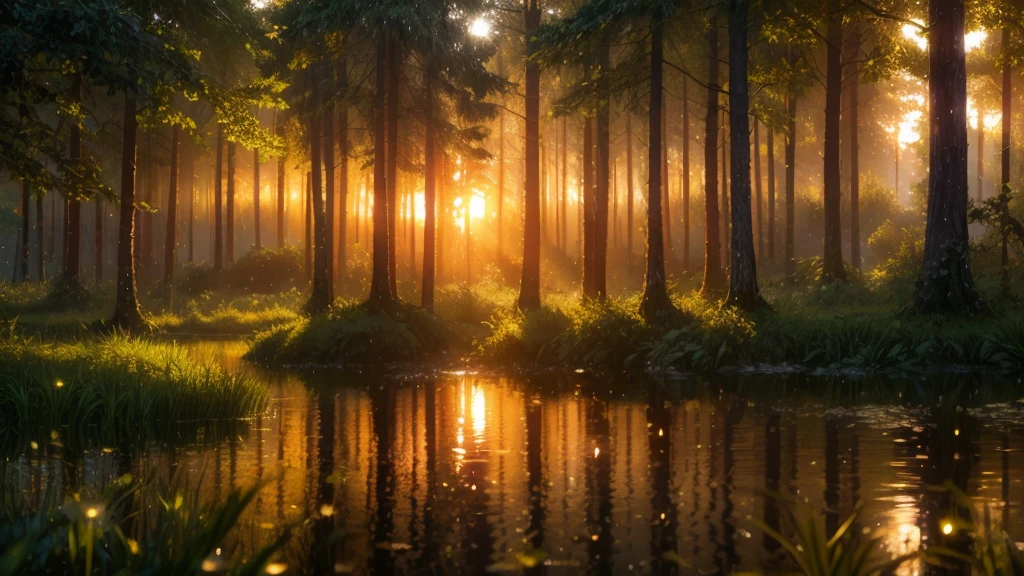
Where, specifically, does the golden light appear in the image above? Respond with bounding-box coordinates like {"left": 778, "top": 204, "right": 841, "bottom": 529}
{"left": 903, "top": 19, "right": 987, "bottom": 52}
{"left": 413, "top": 192, "right": 425, "bottom": 222}
{"left": 471, "top": 385, "right": 486, "bottom": 437}
{"left": 469, "top": 191, "right": 485, "bottom": 219}
{"left": 201, "top": 558, "right": 225, "bottom": 572}
{"left": 942, "top": 521, "right": 954, "bottom": 535}
{"left": 265, "top": 562, "right": 288, "bottom": 575}
{"left": 85, "top": 507, "right": 99, "bottom": 520}
{"left": 55, "top": 379, "right": 64, "bottom": 389}
{"left": 967, "top": 100, "right": 1001, "bottom": 131}
{"left": 319, "top": 504, "right": 334, "bottom": 517}
{"left": 469, "top": 16, "right": 492, "bottom": 38}
{"left": 594, "top": 447, "right": 600, "bottom": 458}
{"left": 897, "top": 110, "right": 922, "bottom": 148}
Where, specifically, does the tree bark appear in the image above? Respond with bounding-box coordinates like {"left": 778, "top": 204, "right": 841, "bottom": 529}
{"left": 214, "top": 124, "right": 224, "bottom": 271}
{"left": 682, "top": 76, "right": 690, "bottom": 272}
{"left": 497, "top": 52, "right": 506, "bottom": 261}
{"left": 36, "top": 195, "right": 44, "bottom": 281}
{"left": 726, "top": 0, "right": 761, "bottom": 310}
{"left": 518, "top": 0, "right": 542, "bottom": 311}
{"left": 1000, "top": 27, "right": 1011, "bottom": 294}
{"left": 626, "top": 115, "right": 635, "bottom": 270}
{"left": 753, "top": 120, "right": 763, "bottom": 262}
{"left": 422, "top": 70, "right": 437, "bottom": 312}
{"left": 784, "top": 45, "right": 798, "bottom": 277}
{"left": 849, "top": 60, "right": 861, "bottom": 271}
{"left": 276, "top": 112, "right": 286, "bottom": 249}
{"left": 369, "top": 32, "right": 394, "bottom": 308}
{"left": 386, "top": 36, "right": 400, "bottom": 299}
{"left": 822, "top": 5, "right": 846, "bottom": 282}
{"left": 253, "top": 147, "right": 262, "bottom": 251}
{"left": 226, "top": 140, "right": 236, "bottom": 264}
{"left": 337, "top": 57, "right": 349, "bottom": 288}
{"left": 306, "top": 65, "right": 330, "bottom": 314}
{"left": 595, "top": 42, "right": 610, "bottom": 299}
{"left": 63, "top": 71, "right": 82, "bottom": 283}
{"left": 582, "top": 117, "right": 595, "bottom": 298}
{"left": 915, "top": 0, "right": 978, "bottom": 312}
{"left": 701, "top": 17, "right": 724, "bottom": 295}
{"left": 19, "top": 181, "right": 29, "bottom": 282}
{"left": 561, "top": 116, "right": 568, "bottom": 253}
{"left": 662, "top": 98, "right": 673, "bottom": 261}
{"left": 322, "top": 69, "right": 334, "bottom": 293}
{"left": 767, "top": 128, "right": 776, "bottom": 268}
{"left": 111, "top": 93, "right": 144, "bottom": 330}
{"left": 639, "top": 18, "right": 674, "bottom": 321}
{"left": 164, "top": 123, "right": 179, "bottom": 306}
{"left": 95, "top": 193, "right": 103, "bottom": 283}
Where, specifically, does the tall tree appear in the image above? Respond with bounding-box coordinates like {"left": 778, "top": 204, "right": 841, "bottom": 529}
{"left": 701, "top": 16, "right": 725, "bottom": 295}
{"left": 306, "top": 65, "right": 330, "bottom": 313}
{"left": 368, "top": 32, "right": 394, "bottom": 308}
{"left": 226, "top": 140, "right": 236, "bottom": 264}
{"left": 784, "top": 44, "right": 798, "bottom": 278}
{"left": 821, "top": 2, "right": 846, "bottom": 282}
{"left": 214, "top": 125, "right": 224, "bottom": 270}
{"left": 111, "top": 93, "right": 145, "bottom": 329}
{"left": 62, "top": 72, "right": 83, "bottom": 285}
{"left": 163, "top": 124, "right": 180, "bottom": 307}
{"left": 914, "top": 0, "right": 978, "bottom": 312}
{"left": 725, "top": 0, "right": 761, "bottom": 309}
{"left": 518, "top": 0, "right": 543, "bottom": 311}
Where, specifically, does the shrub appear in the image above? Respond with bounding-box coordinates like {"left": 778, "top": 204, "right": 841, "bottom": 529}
{"left": 177, "top": 247, "right": 304, "bottom": 297}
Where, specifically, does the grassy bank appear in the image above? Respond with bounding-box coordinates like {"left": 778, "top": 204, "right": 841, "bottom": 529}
{"left": 0, "top": 334, "right": 269, "bottom": 456}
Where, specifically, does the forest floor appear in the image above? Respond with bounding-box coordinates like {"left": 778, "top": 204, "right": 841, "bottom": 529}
{"left": 3, "top": 276, "right": 1023, "bottom": 376}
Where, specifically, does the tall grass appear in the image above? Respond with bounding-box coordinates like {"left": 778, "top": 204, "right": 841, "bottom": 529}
{"left": 0, "top": 334, "right": 269, "bottom": 456}
{"left": 0, "top": 472, "right": 289, "bottom": 575}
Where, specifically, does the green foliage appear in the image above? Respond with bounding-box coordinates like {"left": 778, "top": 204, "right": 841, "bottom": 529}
{"left": 0, "top": 334, "right": 269, "bottom": 456}
{"left": 150, "top": 290, "right": 301, "bottom": 336}
{"left": 177, "top": 247, "right": 304, "bottom": 296}
{"left": 245, "top": 300, "right": 451, "bottom": 367}
{"left": 867, "top": 221, "right": 924, "bottom": 298}
{"left": 0, "top": 473, "right": 289, "bottom": 576}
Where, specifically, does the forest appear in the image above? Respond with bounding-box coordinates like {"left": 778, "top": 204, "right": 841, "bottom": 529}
{"left": 3, "top": 0, "right": 1024, "bottom": 574}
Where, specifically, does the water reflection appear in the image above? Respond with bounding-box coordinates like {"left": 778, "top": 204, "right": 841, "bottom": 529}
{"left": 5, "top": 341, "right": 1024, "bottom": 575}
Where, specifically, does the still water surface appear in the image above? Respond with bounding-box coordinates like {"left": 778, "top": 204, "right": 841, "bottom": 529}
{"left": 8, "top": 340, "right": 1024, "bottom": 574}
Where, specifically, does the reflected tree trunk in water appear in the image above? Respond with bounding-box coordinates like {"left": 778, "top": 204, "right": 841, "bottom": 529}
{"left": 824, "top": 418, "right": 840, "bottom": 538}
{"left": 586, "top": 398, "right": 612, "bottom": 575}
{"left": 526, "top": 396, "right": 545, "bottom": 574}
{"left": 372, "top": 386, "right": 395, "bottom": 575}
{"left": 648, "top": 387, "right": 677, "bottom": 574}
{"left": 311, "top": 390, "right": 336, "bottom": 574}
{"left": 762, "top": 412, "right": 781, "bottom": 554}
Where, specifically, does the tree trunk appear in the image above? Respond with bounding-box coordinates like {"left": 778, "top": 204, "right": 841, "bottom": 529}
{"left": 767, "top": 128, "right": 776, "bottom": 268}
{"left": 595, "top": 42, "right": 610, "bottom": 299}
{"left": 1000, "top": 27, "right": 1011, "bottom": 295}
{"left": 726, "top": 0, "right": 761, "bottom": 310}
{"left": 322, "top": 70, "right": 334, "bottom": 293}
{"left": 188, "top": 141, "right": 194, "bottom": 264}
{"left": 582, "top": 117, "right": 595, "bottom": 298}
{"left": 36, "top": 195, "right": 44, "bottom": 281}
{"left": 214, "top": 124, "right": 224, "bottom": 271}
{"left": 639, "top": 18, "right": 674, "bottom": 321}
{"left": 784, "top": 45, "right": 798, "bottom": 277}
{"left": 226, "top": 140, "right": 236, "bottom": 264}
{"left": 849, "top": 60, "right": 861, "bottom": 271}
{"left": 164, "top": 124, "right": 179, "bottom": 306}
{"left": 722, "top": 108, "right": 730, "bottom": 266}
{"left": 63, "top": 71, "right": 83, "bottom": 283}
{"left": 497, "top": 53, "right": 506, "bottom": 261}
{"left": 915, "top": 0, "right": 978, "bottom": 312}
{"left": 753, "top": 120, "right": 763, "bottom": 262}
{"left": 977, "top": 105, "right": 984, "bottom": 202}
{"left": 561, "top": 116, "right": 568, "bottom": 253}
{"left": 369, "top": 33, "right": 394, "bottom": 308}
{"left": 19, "top": 181, "right": 29, "bottom": 282}
{"left": 518, "top": 0, "right": 542, "bottom": 311}
{"left": 306, "top": 65, "right": 330, "bottom": 314}
{"left": 386, "top": 37, "right": 400, "bottom": 299}
{"left": 254, "top": 148, "right": 262, "bottom": 251}
{"left": 626, "top": 115, "right": 635, "bottom": 270}
{"left": 304, "top": 172, "right": 311, "bottom": 280}
{"left": 94, "top": 193, "right": 103, "bottom": 283}
{"left": 337, "top": 57, "right": 349, "bottom": 288}
{"left": 422, "top": 70, "right": 437, "bottom": 312}
{"left": 111, "top": 93, "right": 144, "bottom": 330}
{"left": 682, "top": 76, "right": 690, "bottom": 272}
{"left": 661, "top": 99, "right": 673, "bottom": 263}
{"left": 821, "top": 5, "right": 846, "bottom": 282}
{"left": 276, "top": 112, "right": 286, "bottom": 249}
{"left": 701, "top": 17, "right": 724, "bottom": 295}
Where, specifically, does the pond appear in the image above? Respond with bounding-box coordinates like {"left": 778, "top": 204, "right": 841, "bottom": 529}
{"left": 6, "top": 340, "right": 1023, "bottom": 575}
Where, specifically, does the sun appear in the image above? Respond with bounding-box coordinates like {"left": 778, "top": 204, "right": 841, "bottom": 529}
{"left": 469, "top": 16, "right": 492, "bottom": 38}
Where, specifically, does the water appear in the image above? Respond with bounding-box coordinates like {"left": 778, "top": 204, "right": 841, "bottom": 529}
{"left": 7, "top": 340, "right": 1024, "bottom": 574}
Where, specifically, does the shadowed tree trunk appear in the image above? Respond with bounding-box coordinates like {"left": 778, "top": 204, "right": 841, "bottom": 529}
{"left": 582, "top": 117, "right": 595, "bottom": 298}
{"left": 561, "top": 116, "right": 568, "bottom": 253}
{"left": 682, "top": 76, "right": 690, "bottom": 271}
{"left": 518, "top": 0, "right": 542, "bottom": 311}
{"left": 639, "top": 17, "right": 674, "bottom": 321}
{"left": 767, "top": 129, "right": 776, "bottom": 269}
{"left": 63, "top": 71, "right": 83, "bottom": 284}
{"left": 369, "top": 33, "right": 394, "bottom": 308}
{"left": 626, "top": 115, "right": 635, "bottom": 269}
{"left": 253, "top": 147, "right": 262, "bottom": 251}
{"left": 848, "top": 28, "right": 862, "bottom": 271}
{"left": 111, "top": 93, "right": 144, "bottom": 330}
{"left": 163, "top": 124, "right": 179, "bottom": 307}
{"left": 754, "top": 121, "right": 763, "bottom": 261}
{"left": 214, "top": 124, "right": 224, "bottom": 271}
{"left": 95, "top": 195, "right": 103, "bottom": 284}
{"left": 36, "top": 195, "right": 44, "bottom": 281}
{"left": 226, "top": 140, "right": 236, "bottom": 264}
{"left": 1000, "top": 27, "right": 1012, "bottom": 295}
{"left": 701, "top": 16, "right": 724, "bottom": 295}
{"left": 497, "top": 53, "right": 506, "bottom": 261}
{"left": 337, "top": 57, "right": 349, "bottom": 288}
{"left": 662, "top": 99, "right": 672, "bottom": 264}
{"left": 784, "top": 44, "right": 798, "bottom": 277}
{"left": 821, "top": 4, "right": 846, "bottom": 282}
{"left": 304, "top": 173, "right": 311, "bottom": 280}
{"left": 422, "top": 70, "right": 437, "bottom": 312}
{"left": 386, "top": 37, "right": 400, "bottom": 299}
{"left": 276, "top": 112, "right": 286, "bottom": 249}
{"left": 306, "top": 65, "right": 330, "bottom": 314}
{"left": 19, "top": 181, "right": 29, "bottom": 282}
{"left": 323, "top": 70, "right": 334, "bottom": 295}
{"left": 726, "top": 0, "right": 761, "bottom": 310}
{"left": 595, "top": 43, "right": 610, "bottom": 299}
{"left": 915, "top": 0, "right": 978, "bottom": 312}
